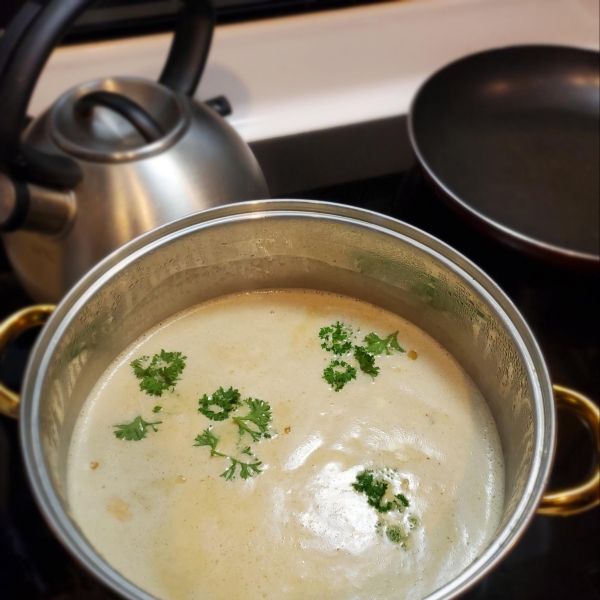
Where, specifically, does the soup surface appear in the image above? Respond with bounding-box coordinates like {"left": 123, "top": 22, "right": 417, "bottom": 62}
{"left": 67, "top": 290, "right": 504, "bottom": 599}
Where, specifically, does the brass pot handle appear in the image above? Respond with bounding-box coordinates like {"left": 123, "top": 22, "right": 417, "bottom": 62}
{"left": 0, "top": 305, "right": 55, "bottom": 419}
{"left": 538, "top": 384, "right": 600, "bottom": 517}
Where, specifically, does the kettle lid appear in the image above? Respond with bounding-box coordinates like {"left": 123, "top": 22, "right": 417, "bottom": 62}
{"left": 50, "top": 77, "right": 190, "bottom": 163}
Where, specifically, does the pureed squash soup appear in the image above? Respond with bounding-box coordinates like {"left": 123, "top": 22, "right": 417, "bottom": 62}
{"left": 67, "top": 289, "right": 504, "bottom": 600}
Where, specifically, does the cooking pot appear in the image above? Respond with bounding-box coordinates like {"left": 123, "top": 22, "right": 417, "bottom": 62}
{"left": 0, "top": 200, "right": 597, "bottom": 599}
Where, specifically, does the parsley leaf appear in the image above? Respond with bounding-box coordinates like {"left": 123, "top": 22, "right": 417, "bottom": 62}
{"left": 353, "top": 470, "right": 389, "bottom": 512}
{"left": 152, "top": 406, "right": 162, "bottom": 413}
{"left": 194, "top": 428, "right": 263, "bottom": 480}
{"left": 353, "top": 346, "right": 380, "bottom": 379}
{"left": 221, "top": 458, "right": 262, "bottom": 481}
{"left": 319, "top": 322, "right": 353, "bottom": 354}
{"left": 114, "top": 416, "right": 162, "bottom": 441}
{"left": 130, "top": 350, "right": 187, "bottom": 396}
{"left": 194, "top": 390, "right": 274, "bottom": 482}
{"left": 352, "top": 470, "right": 410, "bottom": 513}
{"left": 363, "top": 331, "right": 405, "bottom": 355}
{"left": 323, "top": 359, "right": 357, "bottom": 391}
{"left": 396, "top": 493, "right": 410, "bottom": 508}
{"left": 232, "top": 399, "right": 272, "bottom": 442}
{"left": 193, "top": 428, "right": 226, "bottom": 457}
{"left": 198, "top": 386, "right": 241, "bottom": 421}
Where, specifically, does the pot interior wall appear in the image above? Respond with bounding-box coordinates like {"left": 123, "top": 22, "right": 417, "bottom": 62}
{"left": 37, "top": 211, "right": 537, "bottom": 561}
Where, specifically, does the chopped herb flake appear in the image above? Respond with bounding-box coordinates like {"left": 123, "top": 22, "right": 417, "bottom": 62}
{"left": 319, "top": 322, "right": 353, "bottom": 354}
{"left": 363, "top": 331, "right": 405, "bottom": 355}
{"left": 353, "top": 346, "right": 380, "bottom": 379}
{"left": 194, "top": 427, "right": 264, "bottom": 481}
{"left": 130, "top": 350, "right": 187, "bottom": 396}
{"left": 114, "top": 416, "right": 162, "bottom": 441}
{"left": 194, "top": 428, "right": 221, "bottom": 454}
{"left": 386, "top": 525, "right": 407, "bottom": 543}
{"left": 221, "top": 458, "right": 262, "bottom": 481}
{"left": 352, "top": 470, "right": 409, "bottom": 513}
{"left": 232, "top": 398, "right": 272, "bottom": 442}
{"left": 198, "top": 386, "right": 241, "bottom": 421}
{"left": 396, "top": 493, "right": 410, "bottom": 508}
{"left": 323, "top": 359, "right": 357, "bottom": 392}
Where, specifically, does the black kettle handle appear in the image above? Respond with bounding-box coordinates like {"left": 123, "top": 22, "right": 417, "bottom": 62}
{"left": 0, "top": 2, "right": 44, "bottom": 89}
{"left": 0, "top": 0, "right": 214, "bottom": 181}
{"left": 75, "top": 91, "right": 165, "bottom": 142}
{"left": 160, "top": 0, "right": 215, "bottom": 96}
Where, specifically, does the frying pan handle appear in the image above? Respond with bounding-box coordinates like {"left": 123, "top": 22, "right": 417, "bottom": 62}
{"left": 0, "top": 305, "right": 54, "bottom": 419}
{"left": 538, "top": 385, "right": 599, "bottom": 516}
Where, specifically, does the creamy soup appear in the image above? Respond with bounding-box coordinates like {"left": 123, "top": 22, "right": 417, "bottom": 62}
{"left": 67, "top": 290, "right": 504, "bottom": 600}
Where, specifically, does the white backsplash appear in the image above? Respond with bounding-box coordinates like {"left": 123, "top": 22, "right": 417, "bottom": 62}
{"left": 25, "top": 0, "right": 600, "bottom": 190}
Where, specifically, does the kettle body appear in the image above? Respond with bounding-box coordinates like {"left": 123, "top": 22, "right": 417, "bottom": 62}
{"left": 3, "top": 77, "right": 268, "bottom": 301}
{"left": 0, "top": 0, "right": 268, "bottom": 302}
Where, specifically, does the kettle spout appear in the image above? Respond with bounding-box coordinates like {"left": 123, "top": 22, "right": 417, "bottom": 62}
{"left": 0, "top": 173, "right": 75, "bottom": 236}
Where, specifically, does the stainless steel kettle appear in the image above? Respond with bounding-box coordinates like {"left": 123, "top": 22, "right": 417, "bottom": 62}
{"left": 0, "top": 0, "right": 269, "bottom": 302}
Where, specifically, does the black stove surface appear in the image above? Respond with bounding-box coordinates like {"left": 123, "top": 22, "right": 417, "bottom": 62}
{"left": 0, "top": 169, "right": 598, "bottom": 599}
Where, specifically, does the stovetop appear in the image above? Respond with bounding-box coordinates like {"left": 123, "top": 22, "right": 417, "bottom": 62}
{"left": 0, "top": 168, "right": 598, "bottom": 599}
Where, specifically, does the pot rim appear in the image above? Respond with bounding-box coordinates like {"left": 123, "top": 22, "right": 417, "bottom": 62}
{"left": 19, "top": 199, "right": 555, "bottom": 600}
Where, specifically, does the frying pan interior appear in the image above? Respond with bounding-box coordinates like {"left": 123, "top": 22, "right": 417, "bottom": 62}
{"left": 410, "top": 46, "right": 600, "bottom": 267}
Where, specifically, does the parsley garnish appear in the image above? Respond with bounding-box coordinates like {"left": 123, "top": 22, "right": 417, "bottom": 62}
{"left": 363, "top": 331, "right": 405, "bottom": 355}
{"left": 386, "top": 517, "right": 418, "bottom": 547}
{"left": 353, "top": 346, "right": 379, "bottom": 379}
{"left": 220, "top": 458, "right": 263, "bottom": 481}
{"left": 130, "top": 350, "right": 187, "bottom": 396}
{"left": 352, "top": 470, "right": 410, "bottom": 513}
{"left": 323, "top": 359, "right": 357, "bottom": 391}
{"left": 194, "top": 390, "right": 273, "bottom": 481}
{"left": 194, "top": 428, "right": 263, "bottom": 480}
{"left": 194, "top": 428, "right": 222, "bottom": 455}
{"left": 386, "top": 525, "right": 407, "bottom": 543}
{"left": 198, "top": 387, "right": 241, "bottom": 421}
{"left": 319, "top": 322, "right": 353, "bottom": 354}
{"left": 152, "top": 406, "right": 162, "bottom": 413}
{"left": 317, "top": 324, "right": 407, "bottom": 389}
{"left": 396, "top": 493, "right": 410, "bottom": 508}
{"left": 359, "top": 471, "right": 419, "bottom": 546}
{"left": 232, "top": 399, "right": 272, "bottom": 441}
{"left": 114, "top": 416, "right": 162, "bottom": 441}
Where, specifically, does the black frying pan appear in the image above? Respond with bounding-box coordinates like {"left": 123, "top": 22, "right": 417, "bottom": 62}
{"left": 408, "top": 46, "right": 599, "bottom": 271}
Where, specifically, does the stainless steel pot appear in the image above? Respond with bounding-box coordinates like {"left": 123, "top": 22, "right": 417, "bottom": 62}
{"left": 0, "top": 200, "right": 598, "bottom": 599}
